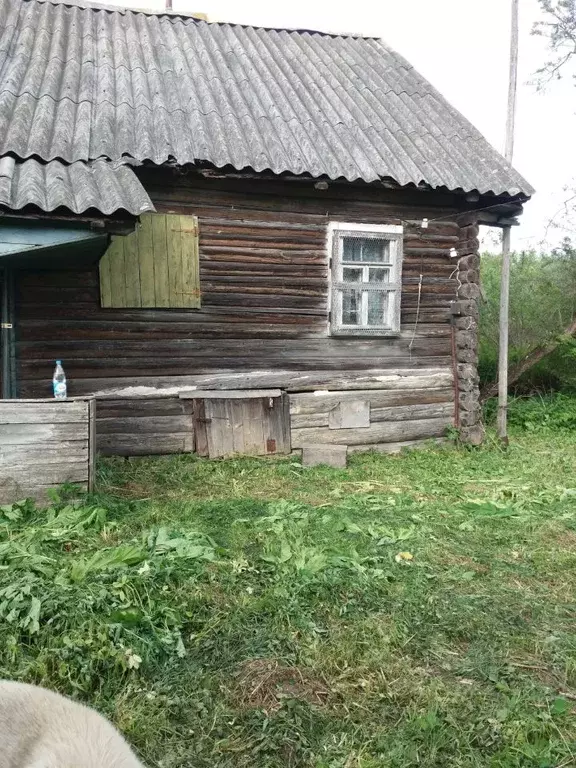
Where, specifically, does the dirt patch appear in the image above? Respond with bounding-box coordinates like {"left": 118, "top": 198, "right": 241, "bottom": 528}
{"left": 233, "top": 659, "right": 331, "bottom": 713}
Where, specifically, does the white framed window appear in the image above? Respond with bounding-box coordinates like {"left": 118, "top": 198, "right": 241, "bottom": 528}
{"left": 328, "top": 222, "right": 403, "bottom": 336}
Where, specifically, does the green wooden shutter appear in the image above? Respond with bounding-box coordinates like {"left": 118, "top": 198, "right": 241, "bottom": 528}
{"left": 99, "top": 213, "right": 200, "bottom": 308}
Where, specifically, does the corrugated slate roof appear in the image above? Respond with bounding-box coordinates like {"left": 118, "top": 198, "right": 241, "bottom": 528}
{"left": 0, "top": 0, "right": 533, "bottom": 198}
{"left": 0, "top": 156, "right": 155, "bottom": 214}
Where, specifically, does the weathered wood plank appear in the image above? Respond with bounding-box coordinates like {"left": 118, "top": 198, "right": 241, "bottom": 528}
{"left": 138, "top": 214, "right": 156, "bottom": 307}
{"left": 0, "top": 401, "right": 89, "bottom": 424}
{"left": 179, "top": 214, "right": 200, "bottom": 308}
{"left": 242, "top": 398, "right": 265, "bottom": 456}
{"left": 371, "top": 403, "right": 453, "bottom": 423}
{"left": 53, "top": 368, "right": 453, "bottom": 397}
{"left": 3, "top": 463, "right": 89, "bottom": 485}
{"left": 0, "top": 423, "right": 90, "bottom": 445}
{"left": 0, "top": 481, "right": 88, "bottom": 505}
{"left": 180, "top": 389, "right": 283, "bottom": 399}
{"left": 96, "top": 398, "right": 185, "bottom": 418}
{"left": 290, "top": 388, "right": 454, "bottom": 415}
{"left": 230, "top": 400, "right": 245, "bottom": 455}
{"left": 347, "top": 438, "right": 447, "bottom": 454}
{"left": 152, "top": 214, "right": 169, "bottom": 307}
{"left": 192, "top": 399, "right": 209, "bottom": 457}
{"left": 264, "top": 393, "right": 290, "bottom": 454}
{"left": 96, "top": 415, "right": 192, "bottom": 435}
{"left": 167, "top": 214, "right": 183, "bottom": 308}
{"left": 0, "top": 444, "right": 89, "bottom": 465}
{"left": 123, "top": 227, "right": 142, "bottom": 308}
{"left": 97, "top": 433, "right": 193, "bottom": 456}
{"left": 205, "top": 399, "right": 233, "bottom": 458}
{"left": 291, "top": 417, "right": 450, "bottom": 447}
{"left": 291, "top": 401, "right": 453, "bottom": 429}
{"left": 328, "top": 401, "right": 370, "bottom": 430}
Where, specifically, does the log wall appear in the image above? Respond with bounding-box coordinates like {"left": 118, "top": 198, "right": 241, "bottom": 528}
{"left": 13, "top": 172, "right": 483, "bottom": 454}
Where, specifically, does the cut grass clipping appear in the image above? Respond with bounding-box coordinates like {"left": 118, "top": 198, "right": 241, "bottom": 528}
{"left": 1, "top": 407, "right": 576, "bottom": 767}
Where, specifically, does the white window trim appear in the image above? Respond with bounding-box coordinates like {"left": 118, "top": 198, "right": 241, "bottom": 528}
{"left": 328, "top": 222, "right": 403, "bottom": 336}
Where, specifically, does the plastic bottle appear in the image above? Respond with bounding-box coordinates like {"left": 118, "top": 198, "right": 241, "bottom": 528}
{"left": 53, "top": 360, "right": 67, "bottom": 399}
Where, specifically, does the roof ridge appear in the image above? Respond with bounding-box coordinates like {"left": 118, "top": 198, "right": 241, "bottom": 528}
{"left": 26, "top": 0, "right": 379, "bottom": 38}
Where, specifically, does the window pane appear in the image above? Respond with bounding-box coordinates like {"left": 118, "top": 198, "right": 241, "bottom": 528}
{"left": 343, "top": 267, "right": 363, "bottom": 282}
{"left": 341, "top": 238, "right": 362, "bottom": 261}
{"left": 342, "top": 289, "right": 362, "bottom": 325}
{"left": 362, "top": 239, "right": 390, "bottom": 263}
{"left": 367, "top": 291, "right": 389, "bottom": 325}
{"left": 368, "top": 267, "right": 390, "bottom": 283}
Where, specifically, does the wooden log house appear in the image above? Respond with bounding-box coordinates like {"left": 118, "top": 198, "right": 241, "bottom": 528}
{"left": 0, "top": 0, "right": 533, "bottom": 459}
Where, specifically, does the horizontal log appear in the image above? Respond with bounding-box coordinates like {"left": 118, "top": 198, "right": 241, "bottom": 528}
{"left": 96, "top": 398, "right": 186, "bottom": 418}
{"left": 347, "top": 438, "right": 447, "bottom": 454}
{"left": 291, "top": 402, "right": 452, "bottom": 430}
{"left": 289, "top": 387, "right": 453, "bottom": 415}
{"left": 96, "top": 415, "right": 192, "bottom": 435}
{"left": 32, "top": 368, "right": 454, "bottom": 398}
{"left": 0, "top": 401, "right": 89, "bottom": 424}
{"left": 200, "top": 236, "right": 324, "bottom": 249}
{"left": 199, "top": 262, "right": 327, "bottom": 277}
{"left": 18, "top": 336, "right": 451, "bottom": 358}
{"left": 371, "top": 402, "right": 453, "bottom": 423}
{"left": 19, "top": 358, "right": 454, "bottom": 382}
{"left": 291, "top": 417, "right": 451, "bottom": 447}
{"left": 18, "top": 306, "right": 327, "bottom": 322}
{"left": 179, "top": 389, "right": 282, "bottom": 399}
{"left": 17, "top": 324, "right": 325, "bottom": 342}
{"left": 198, "top": 217, "right": 327, "bottom": 232}
{"left": 97, "top": 433, "right": 193, "bottom": 456}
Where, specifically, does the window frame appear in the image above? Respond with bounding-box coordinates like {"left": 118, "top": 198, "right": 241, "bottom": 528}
{"left": 328, "top": 222, "right": 403, "bottom": 336}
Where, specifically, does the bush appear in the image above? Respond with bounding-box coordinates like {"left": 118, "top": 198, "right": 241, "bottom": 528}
{"left": 484, "top": 393, "right": 576, "bottom": 432}
{"left": 479, "top": 241, "right": 576, "bottom": 394}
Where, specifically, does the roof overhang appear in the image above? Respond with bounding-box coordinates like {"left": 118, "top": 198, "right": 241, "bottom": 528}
{"left": 0, "top": 221, "right": 109, "bottom": 268}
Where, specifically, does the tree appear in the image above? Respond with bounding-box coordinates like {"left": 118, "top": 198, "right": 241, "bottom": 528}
{"left": 533, "top": 1, "right": 576, "bottom": 82}
{"left": 480, "top": 241, "right": 576, "bottom": 399}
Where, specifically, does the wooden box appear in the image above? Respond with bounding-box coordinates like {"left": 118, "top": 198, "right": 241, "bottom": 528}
{"left": 0, "top": 397, "right": 96, "bottom": 505}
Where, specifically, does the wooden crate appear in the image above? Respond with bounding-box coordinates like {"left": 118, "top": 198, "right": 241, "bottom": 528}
{"left": 0, "top": 398, "right": 96, "bottom": 505}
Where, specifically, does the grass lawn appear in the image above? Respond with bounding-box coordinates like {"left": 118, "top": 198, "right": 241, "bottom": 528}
{"left": 1, "top": 406, "right": 576, "bottom": 767}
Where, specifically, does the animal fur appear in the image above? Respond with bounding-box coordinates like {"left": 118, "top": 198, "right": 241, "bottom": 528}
{"left": 0, "top": 680, "right": 145, "bottom": 768}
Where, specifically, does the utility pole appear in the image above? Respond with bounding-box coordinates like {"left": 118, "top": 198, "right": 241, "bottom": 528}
{"left": 497, "top": 0, "right": 519, "bottom": 444}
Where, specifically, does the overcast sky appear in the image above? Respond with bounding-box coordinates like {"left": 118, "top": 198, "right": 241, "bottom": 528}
{"left": 107, "top": 0, "right": 576, "bottom": 251}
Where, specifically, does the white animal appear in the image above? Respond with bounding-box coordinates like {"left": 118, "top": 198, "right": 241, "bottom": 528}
{"left": 0, "top": 680, "right": 145, "bottom": 768}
